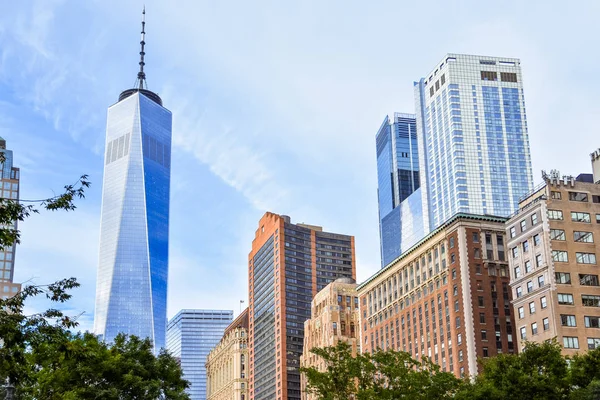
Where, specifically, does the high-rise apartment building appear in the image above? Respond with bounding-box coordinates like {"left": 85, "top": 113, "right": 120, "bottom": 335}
{"left": 358, "top": 214, "right": 516, "bottom": 378}
{"left": 206, "top": 308, "right": 249, "bottom": 400}
{"left": 94, "top": 10, "right": 172, "bottom": 352}
{"left": 167, "top": 309, "right": 233, "bottom": 400}
{"left": 248, "top": 212, "right": 355, "bottom": 400}
{"left": 414, "top": 54, "right": 534, "bottom": 230}
{"left": 377, "top": 54, "right": 535, "bottom": 266}
{"left": 376, "top": 114, "right": 422, "bottom": 267}
{"left": 0, "top": 138, "right": 21, "bottom": 300}
{"left": 300, "top": 278, "right": 360, "bottom": 400}
{"left": 507, "top": 157, "right": 600, "bottom": 354}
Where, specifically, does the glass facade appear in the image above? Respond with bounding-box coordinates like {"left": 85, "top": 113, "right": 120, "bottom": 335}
{"left": 0, "top": 138, "right": 21, "bottom": 299}
{"left": 167, "top": 309, "right": 233, "bottom": 400}
{"left": 376, "top": 114, "right": 420, "bottom": 267}
{"left": 94, "top": 91, "right": 172, "bottom": 352}
{"left": 414, "top": 54, "right": 533, "bottom": 231}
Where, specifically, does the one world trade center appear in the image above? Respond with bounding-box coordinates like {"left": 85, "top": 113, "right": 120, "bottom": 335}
{"left": 94, "top": 9, "right": 172, "bottom": 352}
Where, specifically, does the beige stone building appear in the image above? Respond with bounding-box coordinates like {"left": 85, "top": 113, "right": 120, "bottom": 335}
{"left": 206, "top": 308, "right": 249, "bottom": 400}
{"left": 300, "top": 278, "right": 360, "bottom": 400}
{"left": 507, "top": 155, "right": 600, "bottom": 355}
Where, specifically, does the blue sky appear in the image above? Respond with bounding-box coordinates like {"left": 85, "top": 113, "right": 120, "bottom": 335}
{"left": 1, "top": 0, "right": 599, "bottom": 332}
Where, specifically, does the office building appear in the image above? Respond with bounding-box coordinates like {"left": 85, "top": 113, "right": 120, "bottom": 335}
{"left": 415, "top": 53, "right": 534, "bottom": 230}
{"left": 376, "top": 114, "right": 422, "bottom": 267}
{"left": 167, "top": 309, "right": 233, "bottom": 400}
{"left": 0, "top": 138, "right": 21, "bottom": 299}
{"left": 248, "top": 212, "right": 355, "bottom": 400}
{"left": 94, "top": 10, "right": 173, "bottom": 352}
{"left": 358, "top": 214, "right": 516, "bottom": 378}
{"left": 377, "top": 54, "right": 535, "bottom": 266}
{"left": 507, "top": 154, "right": 600, "bottom": 354}
{"left": 300, "top": 278, "right": 360, "bottom": 400}
{"left": 206, "top": 308, "right": 249, "bottom": 400}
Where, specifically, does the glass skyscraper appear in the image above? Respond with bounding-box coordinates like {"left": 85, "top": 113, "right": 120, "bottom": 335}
{"left": 167, "top": 309, "right": 233, "bottom": 400}
{"left": 375, "top": 54, "right": 534, "bottom": 267}
{"left": 0, "top": 138, "right": 21, "bottom": 299}
{"left": 415, "top": 54, "right": 533, "bottom": 229}
{"left": 376, "top": 114, "right": 421, "bottom": 267}
{"left": 94, "top": 10, "right": 172, "bottom": 352}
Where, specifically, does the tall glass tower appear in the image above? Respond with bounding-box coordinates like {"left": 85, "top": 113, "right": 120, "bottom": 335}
{"left": 415, "top": 54, "right": 533, "bottom": 230}
{"left": 376, "top": 114, "right": 421, "bottom": 267}
{"left": 94, "top": 9, "right": 172, "bottom": 352}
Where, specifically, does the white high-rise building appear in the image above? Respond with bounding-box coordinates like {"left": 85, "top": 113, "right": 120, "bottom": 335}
{"left": 414, "top": 53, "right": 534, "bottom": 233}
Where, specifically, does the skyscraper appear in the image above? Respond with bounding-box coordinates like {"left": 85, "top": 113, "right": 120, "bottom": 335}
{"left": 376, "top": 54, "right": 535, "bottom": 266}
{"left": 248, "top": 212, "right": 355, "bottom": 400}
{"left": 0, "top": 138, "right": 21, "bottom": 300}
{"left": 167, "top": 310, "right": 233, "bottom": 400}
{"left": 94, "top": 9, "right": 172, "bottom": 352}
{"left": 376, "top": 113, "right": 421, "bottom": 267}
{"left": 415, "top": 54, "right": 534, "bottom": 229}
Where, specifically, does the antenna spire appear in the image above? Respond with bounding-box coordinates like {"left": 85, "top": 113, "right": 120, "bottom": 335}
{"left": 137, "top": 6, "right": 146, "bottom": 89}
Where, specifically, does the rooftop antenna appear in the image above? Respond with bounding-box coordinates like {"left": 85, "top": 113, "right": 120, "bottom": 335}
{"left": 137, "top": 6, "right": 147, "bottom": 89}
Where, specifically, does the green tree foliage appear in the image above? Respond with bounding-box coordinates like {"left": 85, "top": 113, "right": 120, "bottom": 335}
{"left": 0, "top": 175, "right": 189, "bottom": 399}
{"left": 300, "top": 341, "right": 462, "bottom": 400}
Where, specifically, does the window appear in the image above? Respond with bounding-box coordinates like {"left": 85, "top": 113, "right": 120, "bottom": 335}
{"left": 541, "top": 296, "right": 547, "bottom": 309}
{"left": 478, "top": 296, "right": 484, "bottom": 307}
{"left": 555, "top": 272, "right": 571, "bottom": 284}
{"left": 483, "top": 347, "right": 489, "bottom": 357}
{"left": 585, "top": 316, "right": 600, "bottom": 328}
{"left": 582, "top": 295, "right": 600, "bottom": 307}
{"left": 588, "top": 338, "right": 600, "bottom": 350}
{"left": 530, "top": 214, "right": 538, "bottom": 226}
{"left": 548, "top": 210, "right": 563, "bottom": 220}
{"left": 510, "top": 226, "right": 516, "bottom": 238}
{"left": 580, "top": 274, "right": 600, "bottom": 286}
{"left": 451, "top": 254, "right": 456, "bottom": 263}
{"left": 481, "top": 329, "right": 487, "bottom": 340}
{"left": 527, "top": 281, "right": 534, "bottom": 293}
{"left": 538, "top": 275, "right": 545, "bottom": 287}
{"left": 473, "top": 232, "right": 479, "bottom": 242}
{"left": 480, "top": 313, "right": 486, "bottom": 324}
{"left": 516, "top": 287, "right": 523, "bottom": 298}
{"left": 597, "top": 214, "right": 600, "bottom": 223}
{"left": 569, "top": 192, "right": 589, "bottom": 202}
{"left": 518, "top": 306, "right": 525, "bottom": 319}
{"left": 523, "top": 241, "right": 529, "bottom": 253}
{"left": 543, "top": 318, "right": 550, "bottom": 331}
{"left": 458, "top": 333, "right": 462, "bottom": 345}
{"left": 572, "top": 212, "right": 591, "bottom": 223}
{"left": 576, "top": 253, "right": 597, "bottom": 264}
{"left": 481, "top": 71, "right": 498, "bottom": 81}
{"left": 561, "top": 315, "right": 577, "bottom": 327}
{"left": 533, "top": 234, "right": 541, "bottom": 246}
{"left": 536, "top": 254, "right": 543, "bottom": 267}
{"left": 520, "top": 326, "right": 527, "bottom": 340}
{"left": 449, "top": 237, "right": 455, "bottom": 248}
{"left": 500, "top": 72, "right": 518, "bottom": 82}
{"left": 512, "top": 247, "right": 519, "bottom": 258}
{"left": 574, "top": 231, "right": 594, "bottom": 243}
{"left": 531, "top": 322, "right": 538, "bottom": 335}
{"left": 525, "top": 261, "right": 532, "bottom": 273}
{"left": 563, "top": 336, "right": 579, "bottom": 349}
{"left": 558, "top": 293, "right": 574, "bottom": 305}
{"left": 529, "top": 302, "right": 536, "bottom": 314}
{"left": 474, "top": 248, "right": 481, "bottom": 258}
{"left": 514, "top": 266, "right": 522, "bottom": 279}
{"left": 520, "top": 220, "right": 527, "bottom": 232}
{"left": 550, "top": 229, "right": 566, "bottom": 241}
{"left": 551, "top": 191, "right": 562, "bottom": 200}
{"left": 552, "top": 250, "right": 568, "bottom": 262}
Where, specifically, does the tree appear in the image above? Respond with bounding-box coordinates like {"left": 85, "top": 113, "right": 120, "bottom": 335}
{"left": 569, "top": 347, "right": 600, "bottom": 400}
{"left": 0, "top": 175, "right": 189, "bottom": 399}
{"left": 455, "top": 340, "right": 570, "bottom": 400}
{"left": 300, "top": 342, "right": 462, "bottom": 400}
